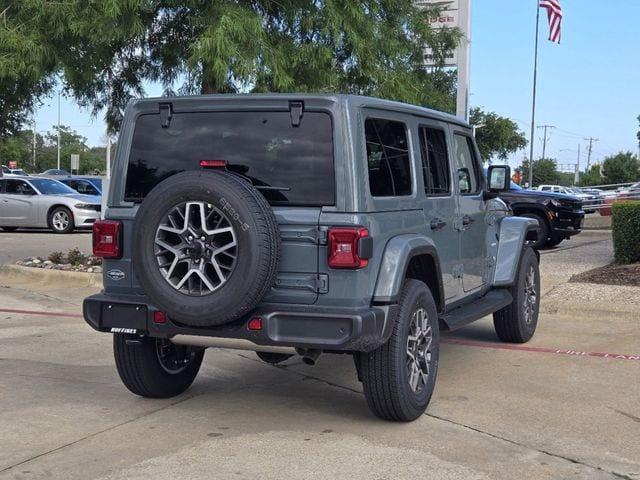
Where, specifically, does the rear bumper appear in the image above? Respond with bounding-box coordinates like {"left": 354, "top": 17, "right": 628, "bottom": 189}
{"left": 83, "top": 292, "right": 398, "bottom": 352}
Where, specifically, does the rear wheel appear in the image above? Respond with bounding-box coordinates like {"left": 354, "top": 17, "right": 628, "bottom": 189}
{"left": 113, "top": 334, "right": 204, "bottom": 398}
{"left": 546, "top": 237, "right": 563, "bottom": 248}
{"left": 358, "top": 279, "right": 439, "bottom": 422}
{"left": 48, "top": 206, "right": 74, "bottom": 234}
{"left": 521, "top": 213, "right": 548, "bottom": 249}
{"left": 493, "top": 247, "right": 540, "bottom": 343}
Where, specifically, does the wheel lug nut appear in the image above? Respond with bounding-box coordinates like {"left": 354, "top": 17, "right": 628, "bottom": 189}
{"left": 187, "top": 235, "right": 193, "bottom": 241}
{"left": 200, "top": 236, "right": 206, "bottom": 241}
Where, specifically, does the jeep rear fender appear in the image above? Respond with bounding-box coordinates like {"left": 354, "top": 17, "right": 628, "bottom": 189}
{"left": 493, "top": 216, "right": 539, "bottom": 287}
{"left": 373, "top": 235, "right": 444, "bottom": 311}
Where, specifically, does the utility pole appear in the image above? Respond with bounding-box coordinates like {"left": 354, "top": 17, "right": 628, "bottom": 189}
{"left": 56, "top": 90, "right": 61, "bottom": 170}
{"left": 585, "top": 137, "right": 599, "bottom": 170}
{"left": 32, "top": 120, "right": 37, "bottom": 169}
{"left": 537, "top": 125, "right": 555, "bottom": 160}
{"left": 575, "top": 143, "right": 580, "bottom": 184}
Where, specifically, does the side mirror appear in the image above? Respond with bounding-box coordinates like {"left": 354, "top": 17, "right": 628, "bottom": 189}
{"left": 487, "top": 165, "right": 511, "bottom": 192}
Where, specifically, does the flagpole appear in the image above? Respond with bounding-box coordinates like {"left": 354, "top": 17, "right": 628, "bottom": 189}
{"left": 528, "top": 2, "right": 541, "bottom": 188}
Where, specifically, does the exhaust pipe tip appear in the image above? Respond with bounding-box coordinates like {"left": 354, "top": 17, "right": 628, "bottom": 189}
{"left": 297, "top": 348, "right": 321, "bottom": 366}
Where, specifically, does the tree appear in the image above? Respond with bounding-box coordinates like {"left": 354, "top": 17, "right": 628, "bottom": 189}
{"left": 0, "top": 2, "right": 56, "bottom": 136}
{"left": 579, "top": 164, "right": 604, "bottom": 187}
{"left": 3, "top": 1, "right": 460, "bottom": 134}
{"left": 601, "top": 152, "right": 640, "bottom": 184}
{"left": 519, "top": 158, "right": 559, "bottom": 187}
{"left": 36, "top": 126, "right": 105, "bottom": 174}
{"left": 469, "top": 108, "right": 527, "bottom": 163}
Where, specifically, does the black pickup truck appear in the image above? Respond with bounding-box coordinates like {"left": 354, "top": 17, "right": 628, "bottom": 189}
{"left": 499, "top": 182, "right": 584, "bottom": 249}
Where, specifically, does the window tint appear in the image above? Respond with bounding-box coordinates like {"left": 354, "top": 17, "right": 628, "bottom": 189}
{"left": 125, "top": 111, "right": 334, "bottom": 206}
{"left": 365, "top": 118, "right": 412, "bottom": 197}
{"left": 5, "top": 179, "right": 34, "bottom": 195}
{"left": 419, "top": 127, "right": 450, "bottom": 195}
{"left": 452, "top": 134, "right": 480, "bottom": 194}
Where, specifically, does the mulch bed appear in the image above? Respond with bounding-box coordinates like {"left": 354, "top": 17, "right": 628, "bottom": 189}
{"left": 570, "top": 263, "right": 640, "bottom": 287}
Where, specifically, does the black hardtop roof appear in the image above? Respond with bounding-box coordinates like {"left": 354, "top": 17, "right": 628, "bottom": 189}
{"left": 132, "top": 93, "right": 470, "bottom": 129}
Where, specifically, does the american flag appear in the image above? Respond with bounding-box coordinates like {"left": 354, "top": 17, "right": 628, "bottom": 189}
{"left": 539, "top": 0, "right": 563, "bottom": 43}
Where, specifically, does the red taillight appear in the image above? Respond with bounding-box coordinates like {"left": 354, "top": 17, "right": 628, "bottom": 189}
{"left": 247, "top": 317, "right": 263, "bottom": 331}
{"left": 327, "top": 227, "right": 370, "bottom": 269}
{"left": 93, "top": 220, "right": 122, "bottom": 258}
{"left": 199, "top": 159, "right": 227, "bottom": 168}
{"left": 153, "top": 311, "right": 167, "bottom": 324}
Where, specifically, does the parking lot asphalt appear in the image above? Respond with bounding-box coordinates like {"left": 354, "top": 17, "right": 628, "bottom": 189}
{"left": 0, "top": 229, "right": 92, "bottom": 265}
{"left": 0, "top": 230, "right": 638, "bottom": 479}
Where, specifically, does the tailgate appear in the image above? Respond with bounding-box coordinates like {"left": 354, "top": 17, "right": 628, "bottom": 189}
{"left": 261, "top": 207, "right": 325, "bottom": 305}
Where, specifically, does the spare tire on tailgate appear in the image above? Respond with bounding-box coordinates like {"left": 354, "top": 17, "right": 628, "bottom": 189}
{"left": 132, "top": 170, "right": 280, "bottom": 327}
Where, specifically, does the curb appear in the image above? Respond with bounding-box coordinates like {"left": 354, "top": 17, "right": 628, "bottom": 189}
{"left": 0, "top": 264, "right": 102, "bottom": 289}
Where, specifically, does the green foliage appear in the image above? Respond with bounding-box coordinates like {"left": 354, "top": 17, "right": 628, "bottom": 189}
{"left": 470, "top": 108, "right": 527, "bottom": 162}
{"left": 66, "top": 248, "right": 87, "bottom": 266}
{"left": 518, "top": 158, "right": 560, "bottom": 187}
{"left": 612, "top": 201, "right": 640, "bottom": 264}
{"left": 579, "top": 164, "right": 604, "bottom": 187}
{"left": 0, "top": 125, "right": 104, "bottom": 173}
{"left": 601, "top": 152, "right": 640, "bottom": 184}
{"left": 0, "top": 2, "right": 56, "bottom": 136}
{"left": 2, "top": 0, "right": 461, "bottom": 133}
{"left": 48, "top": 251, "right": 66, "bottom": 264}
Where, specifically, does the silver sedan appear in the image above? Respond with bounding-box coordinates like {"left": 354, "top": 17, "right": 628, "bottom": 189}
{"left": 0, "top": 176, "right": 101, "bottom": 234}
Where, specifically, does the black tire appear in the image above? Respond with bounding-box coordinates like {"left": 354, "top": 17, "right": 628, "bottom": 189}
{"left": 48, "top": 206, "right": 75, "bottom": 234}
{"left": 256, "top": 351, "right": 293, "bottom": 364}
{"left": 521, "top": 213, "right": 548, "bottom": 249}
{"left": 358, "top": 279, "right": 440, "bottom": 422}
{"left": 493, "top": 247, "right": 540, "bottom": 343}
{"left": 132, "top": 171, "right": 281, "bottom": 327}
{"left": 545, "top": 237, "right": 563, "bottom": 248}
{"left": 1, "top": 226, "right": 18, "bottom": 232}
{"left": 113, "top": 334, "right": 204, "bottom": 398}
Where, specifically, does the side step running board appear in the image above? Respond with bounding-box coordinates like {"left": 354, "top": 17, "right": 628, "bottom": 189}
{"left": 440, "top": 289, "right": 513, "bottom": 331}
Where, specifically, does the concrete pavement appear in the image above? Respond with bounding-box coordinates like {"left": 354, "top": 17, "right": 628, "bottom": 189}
{"left": 0, "top": 230, "right": 92, "bottom": 265}
{"left": 0, "top": 231, "right": 638, "bottom": 480}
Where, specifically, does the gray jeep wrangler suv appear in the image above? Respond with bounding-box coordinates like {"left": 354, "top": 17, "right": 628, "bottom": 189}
{"left": 84, "top": 94, "right": 540, "bottom": 422}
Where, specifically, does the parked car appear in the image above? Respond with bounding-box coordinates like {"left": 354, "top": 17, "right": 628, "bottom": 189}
{"left": 0, "top": 176, "right": 101, "bottom": 233}
{"left": 1, "top": 165, "right": 29, "bottom": 177}
{"left": 59, "top": 177, "right": 103, "bottom": 195}
{"left": 84, "top": 94, "right": 540, "bottom": 422}
{"left": 41, "top": 168, "right": 70, "bottom": 176}
{"left": 500, "top": 182, "right": 584, "bottom": 248}
{"left": 536, "top": 184, "right": 601, "bottom": 213}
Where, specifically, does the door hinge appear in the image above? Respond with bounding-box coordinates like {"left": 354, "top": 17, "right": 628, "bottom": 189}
{"left": 316, "top": 274, "right": 329, "bottom": 294}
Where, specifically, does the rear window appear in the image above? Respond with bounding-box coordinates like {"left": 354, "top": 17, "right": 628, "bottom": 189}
{"left": 124, "top": 111, "right": 335, "bottom": 206}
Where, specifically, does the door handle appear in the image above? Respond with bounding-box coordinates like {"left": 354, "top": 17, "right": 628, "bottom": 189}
{"left": 462, "top": 215, "right": 474, "bottom": 227}
{"left": 430, "top": 218, "right": 447, "bottom": 230}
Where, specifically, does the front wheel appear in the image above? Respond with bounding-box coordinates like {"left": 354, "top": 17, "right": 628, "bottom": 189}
{"left": 113, "top": 334, "right": 204, "bottom": 398}
{"left": 521, "top": 213, "right": 548, "bottom": 249}
{"left": 358, "top": 279, "right": 440, "bottom": 422}
{"left": 48, "top": 206, "right": 75, "bottom": 234}
{"left": 493, "top": 247, "right": 540, "bottom": 343}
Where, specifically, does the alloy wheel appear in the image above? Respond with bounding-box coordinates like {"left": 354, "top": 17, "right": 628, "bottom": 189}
{"left": 154, "top": 201, "right": 237, "bottom": 296}
{"left": 523, "top": 265, "right": 538, "bottom": 324}
{"left": 406, "top": 307, "right": 433, "bottom": 393}
{"left": 52, "top": 210, "right": 70, "bottom": 231}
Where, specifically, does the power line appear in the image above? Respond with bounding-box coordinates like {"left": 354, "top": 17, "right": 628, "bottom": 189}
{"left": 536, "top": 125, "right": 555, "bottom": 159}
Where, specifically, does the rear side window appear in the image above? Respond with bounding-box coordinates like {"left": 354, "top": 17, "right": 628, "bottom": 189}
{"left": 452, "top": 134, "right": 480, "bottom": 194}
{"left": 365, "top": 118, "right": 412, "bottom": 197}
{"left": 125, "top": 111, "right": 335, "bottom": 206}
{"left": 419, "top": 127, "right": 450, "bottom": 195}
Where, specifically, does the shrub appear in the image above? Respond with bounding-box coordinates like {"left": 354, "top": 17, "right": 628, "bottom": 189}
{"left": 612, "top": 201, "right": 640, "bottom": 264}
{"left": 48, "top": 251, "right": 66, "bottom": 264}
{"left": 66, "top": 248, "right": 88, "bottom": 266}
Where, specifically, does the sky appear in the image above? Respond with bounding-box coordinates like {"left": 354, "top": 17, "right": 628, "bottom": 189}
{"left": 34, "top": 0, "right": 640, "bottom": 172}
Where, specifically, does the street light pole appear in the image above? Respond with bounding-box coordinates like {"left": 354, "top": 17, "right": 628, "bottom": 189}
{"left": 56, "top": 90, "right": 61, "bottom": 170}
